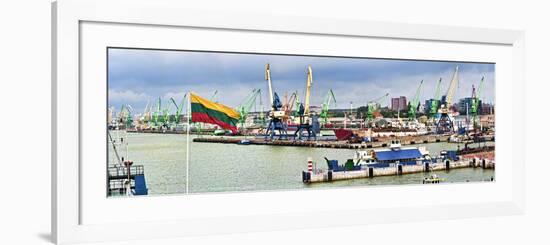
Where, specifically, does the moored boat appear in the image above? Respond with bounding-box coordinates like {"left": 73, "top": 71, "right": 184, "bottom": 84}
{"left": 352, "top": 140, "right": 431, "bottom": 168}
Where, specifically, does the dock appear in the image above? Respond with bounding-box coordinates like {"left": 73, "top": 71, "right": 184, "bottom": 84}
{"left": 193, "top": 134, "right": 451, "bottom": 149}
{"left": 302, "top": 157, "right": 494, "bottom": 184}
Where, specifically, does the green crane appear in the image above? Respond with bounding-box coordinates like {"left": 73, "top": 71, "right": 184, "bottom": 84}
{"left": 235, "top": 89, "right": 261, "bottom": 128}
{"left": 152, "top": 97, "right": 161, "bottom": 126}
{"left": 366, "top": 93, "right": 389, "bottom": 123}
{"left": 161, "top": 102, "right": 172, "bottom": 124}
{"left": 125, "top": 105, "right": 134, "bottom": 128}
{"left": 170, "top": 93, "right": 188, "bottom": 124}
{"left": 470, "top": 76, "right": 485, "bottom": 128}
{"left": 429, "top": 78, "right": 442, "bottom": 119}
{"left": 320, "top": 89, "right": 337, "bottom": 125}
{"left": 293, "top": 92, "right": 301, "bottom": 117}
{"left": 408, "top": 80, "right": 424, "bottom": 120}
{"left": 117, "top": 104, "right": 133, "bottom": 128}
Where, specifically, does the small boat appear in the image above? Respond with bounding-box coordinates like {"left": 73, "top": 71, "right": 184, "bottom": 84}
{"left": 423, "top": 173, "right": 444, "bottom": 184}
{"left": 237, "top": 139, "right": 251, "bottom": 145}
{"left": 213, "top": 128, "right": 227, "bottom": 136}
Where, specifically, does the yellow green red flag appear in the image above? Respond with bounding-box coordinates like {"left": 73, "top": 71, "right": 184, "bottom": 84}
{"left": 190, "top": 92, "right": 240, "bottom": 133}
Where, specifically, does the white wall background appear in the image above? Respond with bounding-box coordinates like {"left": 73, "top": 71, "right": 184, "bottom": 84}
{"left": 0, "top": 0, "right": 546, "bottom": 244}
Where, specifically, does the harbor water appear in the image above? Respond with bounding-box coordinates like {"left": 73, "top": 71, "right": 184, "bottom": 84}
{"left": 108, "top": 130, "right": 495, "bottom": 196}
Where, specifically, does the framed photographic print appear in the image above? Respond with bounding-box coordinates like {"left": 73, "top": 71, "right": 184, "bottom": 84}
{"left": 52, "top": 0, "right": 525, "bottom": 244}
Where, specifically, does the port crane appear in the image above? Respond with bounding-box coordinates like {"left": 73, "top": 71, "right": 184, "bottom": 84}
{"left": 281, "top": 91, "right": 298, "bottom": 121}
{"left": 408, "top": 80, "right": 424, "bottom": 120}
{"left": 436, "top": 66, "right": 460, "bottom": 133}
{"left": 293, "top": 66, "right": 317, "bottom": 140}
{"left": 293, "top": 93, "right": 301, "bottom": 117}
{"left": 170, "top": 93, "right": 187, "bottom": 124}
{"left": 140, "top": 100, "right": 151, "bottom": 124}
{"left": 470, "top": 76, "right": 485, "bottom": 130}
{"left": 161, "top": 102, "right": 172, "bottom": 126}
{"left": 320, "top": 89, "right": 337, "bottom": 125}
{"left": 236, "top": 89, "right": 261, "bottom": 129}
{"left": 119, "top": 104, "right": 133, "bottom": 129}
{"left": 152, "top": 97, "right": 161, "bottom": 126}
{"left": 429, "top": 78, "right": 442, "bottom": 120}
{"left": 264, "top": 63, "right": 288, "bottom": 140}
{"left": 365, "top": 93, "right": 389, "bottom": 127}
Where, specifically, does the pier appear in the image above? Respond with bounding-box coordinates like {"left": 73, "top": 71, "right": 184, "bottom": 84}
{"left": 192, "top": 134, "right": 451, "bottom": 149}
{"left": 302, "top": 157, "right": 494, "bottom": 184}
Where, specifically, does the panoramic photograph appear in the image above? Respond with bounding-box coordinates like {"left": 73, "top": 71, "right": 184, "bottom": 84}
{"left": 106, "top": 48, "right": 495, "bottom": 197}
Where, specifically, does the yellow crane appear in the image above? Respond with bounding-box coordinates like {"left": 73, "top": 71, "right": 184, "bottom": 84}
{"left": 436, "top": 66, "right": 460, "bottom": 133}
{"left": 294, "top": 65, "right": 316, "bottom": 140}
{"left": 304, "top": 66, "right": 313, "bottom": 116}
{"left": 264, "top": 63, "right": 288, "bottom": 140}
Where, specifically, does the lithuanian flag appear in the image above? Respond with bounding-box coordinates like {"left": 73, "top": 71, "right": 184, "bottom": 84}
{"left": 190, "top": 92, "right": 240, "bottom": 133}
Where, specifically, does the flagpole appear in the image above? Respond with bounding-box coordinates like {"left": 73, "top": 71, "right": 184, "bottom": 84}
{"left": 186, "top": 91, "right": 191, "bottom": 195}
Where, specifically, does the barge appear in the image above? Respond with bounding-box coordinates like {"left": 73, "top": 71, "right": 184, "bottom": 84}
{"left": 302, "top": 140, "right": 494, "bottom": 184}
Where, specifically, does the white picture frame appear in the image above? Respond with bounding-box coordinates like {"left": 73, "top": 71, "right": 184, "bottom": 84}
{"left": 52, "top": 0, "right": 525, "bottom": 244}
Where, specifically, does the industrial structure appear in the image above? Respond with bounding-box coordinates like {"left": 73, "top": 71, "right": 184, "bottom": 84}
{"left": 110, "top": 64, "right": 494, "bottom": 145}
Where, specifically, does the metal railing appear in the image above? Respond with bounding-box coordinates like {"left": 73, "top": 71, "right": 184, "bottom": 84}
{"left": 108, "top": 165, "right": 144, "bottom": 178}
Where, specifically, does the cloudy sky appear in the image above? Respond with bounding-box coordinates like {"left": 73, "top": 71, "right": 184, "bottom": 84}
{"left": 108, "top": 48, "right": 495, "bottom": 113}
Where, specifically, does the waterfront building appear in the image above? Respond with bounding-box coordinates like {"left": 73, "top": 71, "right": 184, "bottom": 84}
{"left": 391, "top": 96, "right": 407, "bottom": 111}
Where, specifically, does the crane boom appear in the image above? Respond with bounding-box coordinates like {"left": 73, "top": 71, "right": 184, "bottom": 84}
{"left": 320, "top": 89, "right": 337, "bottom": 124}
{"left": 236, "top": 89, "right": 261, "bottom": 127}
{"left": 430, "top": 78, "right": 442, "bottom": 117}
{"left": 412, "top": 80, "right": 423, "bottom": 107}
{"left": 408, "top": 80, "right": 424, "bottom": 120}
{"left": 304, "top": 66, "right": 313, "bottom": 115}
{"left": 366, "top": 93, "right": 389, "bottom": 120}
{"left": 170, "top": 93, "right": 187, "bottom": 123}
{"left": 327, "top": 89, "right": 336, "bottom": 107}
{"left": 476, "top": 76, "right": 485, "bottom": 100}
{"left": 434, "top": 78, "right": 442, "bottom": 101}
{"left": 210, "top": 90, "right": 218, "bottom": 102}
{"left": 444, "top": 66, "right": 459, "bottom": 106}
{"left": 143, "top": 100, "right": 150, "bottom": 115}
{"left": 265, "top": 63, "right": 274, "bottom": 106}
{"left": 471, "top": 76, "right": 485, "bottom": 114}
{"left": 170, "top": 97, "right": 179, "bottom": 111}
{"left": 371, "top": 93, "right": 389, "bottom": 104}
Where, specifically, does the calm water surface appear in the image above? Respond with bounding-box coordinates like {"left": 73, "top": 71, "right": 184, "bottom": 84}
{"left": 108, "top": 131, "right": 495, "bottom": 195}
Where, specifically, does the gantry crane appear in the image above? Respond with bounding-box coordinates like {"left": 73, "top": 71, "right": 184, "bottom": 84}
{"left": 436, "top": 66, "right": 460, "bottom": 133}
{"left": 320, "top": 89, "right": 337, "bottom": 125}
{"left": 294, "top": 66, "right": 316, "bottom": 140}
{"left": 408, "top": 80, "right": 424, "bottom": 120}
{"left": 470, "top": 76, "right": 485, "bottom": 130}
{"left": 264, "top": 63, "right": 288, "bottom": 140}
